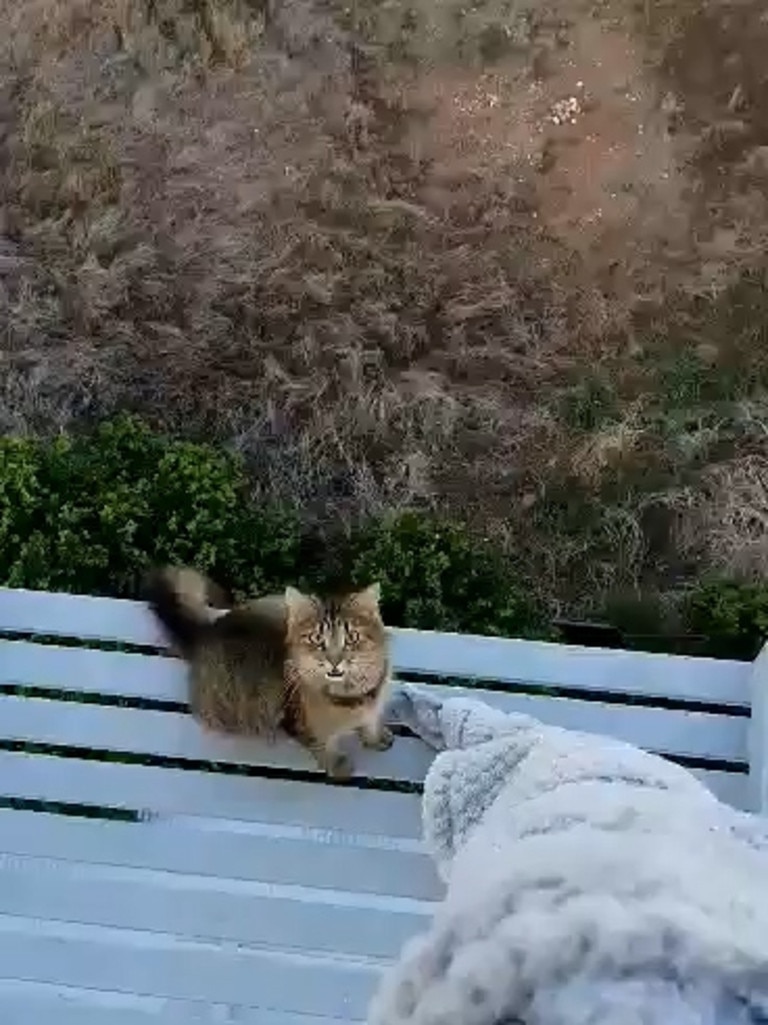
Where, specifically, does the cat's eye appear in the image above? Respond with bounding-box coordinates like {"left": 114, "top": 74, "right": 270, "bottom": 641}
{"left": 346, "top": 627, "right": 361, "bottom": 645}
{"left": 306, "top": 630, "right": 324, "bottom": 647}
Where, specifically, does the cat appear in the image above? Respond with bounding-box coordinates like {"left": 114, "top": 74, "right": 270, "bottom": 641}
{"left": 144, "top": 566, "right": 393, "bottom": 779}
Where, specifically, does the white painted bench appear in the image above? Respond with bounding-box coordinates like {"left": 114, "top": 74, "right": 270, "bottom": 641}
{"left": 0, "top": 585, "right": 766, "bottom": 1023}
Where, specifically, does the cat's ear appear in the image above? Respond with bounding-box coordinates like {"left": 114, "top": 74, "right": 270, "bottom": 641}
{"left": 353, "top": 582, "right": 381, "bottom": 613}
{"left": 284, "top": 586, "right": 315, "bottom": 628}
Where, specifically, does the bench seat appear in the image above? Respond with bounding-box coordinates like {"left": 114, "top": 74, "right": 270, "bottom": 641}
{"left": 0, "top": 586, "right": 765, "bottom": 1023}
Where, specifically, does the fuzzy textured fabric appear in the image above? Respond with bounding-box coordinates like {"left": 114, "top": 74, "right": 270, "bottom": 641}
{"left": 368, "top": 685, "right": 768, "bottom": 1025}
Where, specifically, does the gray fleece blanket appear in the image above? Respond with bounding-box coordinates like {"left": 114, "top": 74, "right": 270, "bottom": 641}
{"left": 367, "top": 685, "right": 768, "bottom": 1025}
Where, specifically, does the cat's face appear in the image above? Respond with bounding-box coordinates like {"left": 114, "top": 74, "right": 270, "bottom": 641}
{"left": 283, "top": 583, "right": 387, "bottom": 702}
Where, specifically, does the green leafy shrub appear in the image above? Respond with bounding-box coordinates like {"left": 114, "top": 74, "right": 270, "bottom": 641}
{"left": 348, "top": 511, "right": 550, "bottom": 638}
{"left": 0, "top": 417, "right": 547, "bottom": 638}
{"left": 4, "top": 416, "right": 766, "bottom": 657}
{"left": 0, "top": 416, "right": 299, "bottom": 597}
{"left": 682, "top": 579, "right": 768, "bottom": 660}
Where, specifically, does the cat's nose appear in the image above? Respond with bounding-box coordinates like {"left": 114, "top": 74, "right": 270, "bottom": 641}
{"left": 326, "top": 665, "right": 344, "bottom": 679}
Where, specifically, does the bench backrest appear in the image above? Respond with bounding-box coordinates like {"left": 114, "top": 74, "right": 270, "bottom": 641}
{"left": 0, "top": 585, "right": 766, "bottom": 815}
{"left": 1, "top": 585, "right": 766, "bottom": 1020}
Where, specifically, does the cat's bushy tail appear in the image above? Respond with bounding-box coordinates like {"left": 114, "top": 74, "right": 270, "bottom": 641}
{"left": 144, "top": 566, "right": 229, "bottom": 657}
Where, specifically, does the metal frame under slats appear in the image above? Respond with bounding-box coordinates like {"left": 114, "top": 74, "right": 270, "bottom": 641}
{"left": 0, "top": 585, "right": 765, "bottom": 1024}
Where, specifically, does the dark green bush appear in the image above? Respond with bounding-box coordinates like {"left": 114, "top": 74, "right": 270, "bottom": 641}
{"left": 0, "top": 416, "right": 547, "bottom": 637}
{"left": 347, "top": 511, "right": 550, "bottom": 638}
{"left": 3, "top": 416, "right": 766, "bottom": 656}
{"left": 682, "top": 579, "right": 768, "bottom": 660}
{"left": 0, "top": 417, "right": 299, "bottom": 598}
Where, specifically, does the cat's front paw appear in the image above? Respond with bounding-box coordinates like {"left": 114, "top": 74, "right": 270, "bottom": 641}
{"left": 326, "top": 751, "right": 354, "bottom": 781}
{"left": 365, "top": 726, "right": 394, "bottom": 751}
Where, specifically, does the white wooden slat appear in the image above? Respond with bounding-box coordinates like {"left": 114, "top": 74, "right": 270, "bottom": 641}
{"left": 0, "top": 644, "right": 748, "bottom": 765}
{"left": 0, "top": 684, "right": 745, "bottom": 767}
{"left": 0, "top": 979, "right": 353, "bottom": 1025}
{"left": 0, "top": 745, "right": 746, "bottom": 829}
{"left": 0, "top": 915, "right": 378, "bottom": 1018}
{"left": 689, "top": 768, "right": 748, "bottom": 810}
{"left": 392, "top": 628, "right": 750, "bottom": 707}
{"left": 0, "top": 751, "right": 423, "bottom": 838}
{"left": 416, "top": 684, "right": 747, "bottom": 764}
{"left": 0, "top": 694, "right": 433, "bottom": 782}
{"left": 0, "top": 587, "right": 750, "bottom": 707}
{"left": 0, "top": 588, "right": 166, "bottom": 647}
{"left": 748, "top": 640, "right": 768, "bottom": 813}
{"left": 0, "top": 854, "right": 431, "bottom": 960}
{"left": 3, "top": 987, "right": 170, "bottom": 1025}
{"left": 1, "top": 639, "right": 182, "bottom": 701}
{"left": 0, "top": 810, "right": 443, "bottom": 900}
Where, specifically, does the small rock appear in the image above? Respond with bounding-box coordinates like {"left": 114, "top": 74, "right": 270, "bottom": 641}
{"left": 699, "top": 119, "right": 749, "bottom": 153}
{"left": 745, "top": 146, "right": 768, "bottom": 172}
{"left": 696, "top": 342, "right": 719, "bottom": 364}
{"left": 660, "top": 91, "right": 682, "bottom": 115}
{"left": 707, "top": 118, "right": 749, "bottom": 137}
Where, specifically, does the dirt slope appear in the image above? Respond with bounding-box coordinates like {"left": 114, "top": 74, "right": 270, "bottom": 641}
{"left": 1, "top": 0, "right": 767, "bottom": 613}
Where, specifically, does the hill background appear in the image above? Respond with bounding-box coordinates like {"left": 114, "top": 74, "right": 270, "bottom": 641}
{"left": 1, "top": 0, "right": 767, "bottom": 642}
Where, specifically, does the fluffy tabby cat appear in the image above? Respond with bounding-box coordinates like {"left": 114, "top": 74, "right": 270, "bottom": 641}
{"left": 144, "top": 566, "right": 393, "bottom": 779}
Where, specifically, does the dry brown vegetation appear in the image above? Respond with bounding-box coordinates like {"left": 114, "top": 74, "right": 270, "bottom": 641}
{"left": 1, "top": 0, "right": 768, "bottom": 620}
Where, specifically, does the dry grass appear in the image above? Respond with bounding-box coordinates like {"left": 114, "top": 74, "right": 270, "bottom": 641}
{"left": 2, "top": 0, "right": 768, "bottom": 618}
{"left": 675, "top": 453, "right": 768, "bottom": 579}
